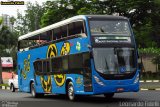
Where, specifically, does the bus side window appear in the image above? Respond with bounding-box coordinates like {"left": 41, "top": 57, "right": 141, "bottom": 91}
{"left": 75, "top": 21, "right": 85, "bottom": 34}
{"left": 62, "top": 56, "right": 68, "bottom": 71}
{"left": 52, "top": 30, "right": 56, "bottom": 40}
{"left": 47, "top": 30, "right": 52, "bottom": 42}
{"left": 19, "top": 40, "right": 30, "bottom": 51}
{"left": 51, "top": 57, "right": 63, "bottom": 72}
{"left": 83, "top": 52, "right": 91, "bottom": 68}
{"left": 43, "top": 60, "right": 50, "bottom": 73}
{"left": 68, "top": 21, "right": 86, "bottom": 38}
{"left": 68, "top": 22, "right": 75, "bottom": 36}
{"left": 61, "top": 25, "right": 68, "bottom": 38}
{"left": 34, "top": 61, "right": 43, "bottom": 73}
{"left": 69, "top": 54, "right": 83, "bottom": 70}
{"left": 54, "top": 27, "right": 61, "bottom": 40}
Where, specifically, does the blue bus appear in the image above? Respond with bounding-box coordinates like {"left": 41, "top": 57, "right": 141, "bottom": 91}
{"left": 17, "top": 15, "right": 140, "bottom": 101}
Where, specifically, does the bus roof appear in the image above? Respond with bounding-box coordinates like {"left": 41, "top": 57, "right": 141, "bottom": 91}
{"left": 18, "top": 15, "right": 127, "bottom": 41}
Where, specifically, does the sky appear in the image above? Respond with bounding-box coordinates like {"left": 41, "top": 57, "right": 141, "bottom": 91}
{"left": 0, "top": 0, "right": 46, "bottom": 17}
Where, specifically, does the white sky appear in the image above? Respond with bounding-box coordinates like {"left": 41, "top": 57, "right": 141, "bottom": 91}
{"left": 0, "top": 0, "right": 46, "bottom": 17}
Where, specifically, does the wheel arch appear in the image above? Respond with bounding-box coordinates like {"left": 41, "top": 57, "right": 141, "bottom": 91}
{"left": 65, "top": 77, "right": 74, "bottom": 94}
{"left": 29, "top": 79, "right": 34, "bottom": 92}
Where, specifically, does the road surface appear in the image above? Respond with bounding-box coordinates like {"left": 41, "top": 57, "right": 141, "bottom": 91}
{"left": 0, "top": 89, "right": 160, "bottom": 107}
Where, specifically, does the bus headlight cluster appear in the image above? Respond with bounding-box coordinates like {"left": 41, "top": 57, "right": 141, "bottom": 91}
{"left": 94, "top": 75, "right": 105, "bottom": 86}
{"left": 134, "top": 73, "right": 139, "bottom": 84}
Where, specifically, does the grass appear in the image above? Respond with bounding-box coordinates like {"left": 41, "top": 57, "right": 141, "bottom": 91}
{"left": 0, "top": 84, "right": 9, "bottom": 87}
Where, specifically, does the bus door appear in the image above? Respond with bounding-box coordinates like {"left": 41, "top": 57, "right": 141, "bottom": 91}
{"left": 82, "top": 52, "right": 92, "bottom": 92}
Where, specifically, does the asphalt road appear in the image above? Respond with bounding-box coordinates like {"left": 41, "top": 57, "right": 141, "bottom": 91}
{"left": 0, "top": 89, "right": 160, "bottom": 107}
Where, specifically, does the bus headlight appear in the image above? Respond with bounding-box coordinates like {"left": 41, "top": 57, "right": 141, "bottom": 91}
{"left": 134, "top": 73, "right": 139, "bottom": 84}
{"left": 94, "top": 75, "right": 105, "bottom": 86}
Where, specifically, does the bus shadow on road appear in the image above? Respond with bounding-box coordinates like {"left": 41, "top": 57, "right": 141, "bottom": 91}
{"left": 25, "top": 94, "right": 137, "bottom": 104}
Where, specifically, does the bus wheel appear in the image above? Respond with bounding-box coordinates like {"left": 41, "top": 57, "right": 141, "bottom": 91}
{"left": 104, "top": 93, "right": 114, "bottom": 99}
{"left": 31, "top": 82, "right": 44, "bottom": 98}
{"left": 31, "top": 82, "right": 36, "bottom": 97}
{"left": 67, "top": 82, "right": 76, "bottom": 101}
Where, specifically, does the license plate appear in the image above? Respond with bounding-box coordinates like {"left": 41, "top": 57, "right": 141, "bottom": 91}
{"left": 117, "top": 88, "right": 124, "bottom": 92}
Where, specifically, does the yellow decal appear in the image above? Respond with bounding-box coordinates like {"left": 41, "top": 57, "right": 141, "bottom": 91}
{"left": 40, "top": 76, "right": 52, "bottom": 92}
{"left": 47, "top": 44, "right": 57, "bottom": 58}
{"left": 24, "top": 55, "right": 30, "bottom": 72}
{"left": 60, "top": 41, "right": 70, "bottom": 55}
{"left": 21, "top": 70, "right": 26, "bottom": 79}
{"left": 21, "top": 54, "right": 30, "bottom": 79}
{"left": 54, "top": 74, "right": 66, "bottom": 86}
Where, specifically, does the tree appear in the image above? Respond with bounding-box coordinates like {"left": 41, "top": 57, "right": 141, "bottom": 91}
{"left": 41, "top": 0, "right": 90, "bottom": 27}
{"left": 0, "top": 16, "right": 3, "bottom": 83}
{"left": 15, "top": 1, "right": 45, "bottom": 35}
{"left": 0, "top": 17, "right": 3, "bottom": 25}
{"left": 10, "top": 16, "right": 16, "bottom": 32}
{"left": 0, "top": 17, "right": 18, "bottom": 84}
{"left": 41, "top": 0, "right": 160, "bottom": 48}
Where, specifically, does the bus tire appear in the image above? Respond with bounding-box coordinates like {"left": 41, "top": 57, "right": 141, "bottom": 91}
{"left": 10, "top": 84, "right": 15, "bottom": 92}
{"left": 104, "top": 93, "right": 114, "bottom": 99}
{"left": 31, "top": 82, "right": 44, "bottom": 98}
{"left": 67, "top": 81, "right": 76, "bottom": 101}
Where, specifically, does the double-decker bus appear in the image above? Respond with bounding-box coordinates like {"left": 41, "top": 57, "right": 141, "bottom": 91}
{"left": 17, "top": 15, "right": 140, "bottom": 101}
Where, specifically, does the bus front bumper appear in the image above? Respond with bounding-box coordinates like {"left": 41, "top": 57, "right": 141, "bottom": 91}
{"left": 93, "top": 83, "right": 139, "bottom": 95}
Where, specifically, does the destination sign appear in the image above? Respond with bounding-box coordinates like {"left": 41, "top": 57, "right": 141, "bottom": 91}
{"left": 94, "top": 36, "right": 131, "bottom": 44}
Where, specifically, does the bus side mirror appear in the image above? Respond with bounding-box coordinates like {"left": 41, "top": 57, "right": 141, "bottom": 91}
{"left": 87, "top": 44, "right": 91, "bottom": 49}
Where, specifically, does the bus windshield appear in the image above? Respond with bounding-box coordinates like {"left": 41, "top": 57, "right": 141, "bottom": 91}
{"left": 90, "top": 20, "right": 131, "bottom": 36}
{"left": 93, "top": 48, "right": 136, "bottom": 74}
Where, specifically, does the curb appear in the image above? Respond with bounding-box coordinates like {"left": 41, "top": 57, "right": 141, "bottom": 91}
{"left": 140, "top": 80, "right": 160, "bottom": 83}
{"left": 0, "top": 86, "right": 10, "bottom": 90}
{"left": 140, "top": 88, "right": 160, "bottom": 91}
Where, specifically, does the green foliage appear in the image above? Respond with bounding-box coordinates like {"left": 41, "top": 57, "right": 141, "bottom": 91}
{"left": 15, "top": 1, "right": 45, "bottom": 35}
{"left": 14, "top": 0, "right": 160, "bottom": 48}
{"left": 134, "top": 19, "right": 157, "bottom": 48}
{"left": 139, "top": 48, "right": 160, "bottom": 55}
{"left": 0, "top": 84, "right": 9, "bottom": 87}
{"left": 0, "top": 25, "right": 18, "bottom": 61}
{"left": 0, "top": 17, "right": 3, "bottom": 25}
{"left": 10, "top": 17, "right": 16, "bottom": 25}
{"left": 0, "top": 19, "right": 18, "bottom": 70}
{"left": 40, "top": 0, "right": 160, "bottom": 48}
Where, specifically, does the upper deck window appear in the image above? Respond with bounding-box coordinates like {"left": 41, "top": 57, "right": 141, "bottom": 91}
{"left": 18, "top": 20, "right": 87, "bottom": 51}
{"left": 90, "top": 20, "right": 131, "bottom": 36}
{"left": 68, "top": 21, "right": 86, "bottom": 37}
